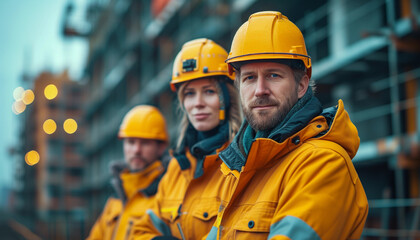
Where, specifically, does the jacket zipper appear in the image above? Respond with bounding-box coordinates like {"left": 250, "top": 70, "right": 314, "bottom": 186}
{"left": 124, "top": 219, "right": 134, "bottom": 240}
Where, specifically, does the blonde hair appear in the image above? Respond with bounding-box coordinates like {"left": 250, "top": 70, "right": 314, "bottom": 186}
{"left": 175, "top": 77, "right": 242, "bottom": 150}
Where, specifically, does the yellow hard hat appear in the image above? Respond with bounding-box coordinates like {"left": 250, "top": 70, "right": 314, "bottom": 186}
{"left": 226, "top": 11, "right": 312, "bottom": 78}
{"left": 170, "top": 38, "right": 234, "bottom": 92}
{"left": 118, "top": 105, "right": 168, "bottom": 142}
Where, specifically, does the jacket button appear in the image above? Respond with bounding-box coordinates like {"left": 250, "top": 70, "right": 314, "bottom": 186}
{"left": 292, "top": 136, "right": 300, "bottom": 145}
{"left": 248, "top": 220, "right": 255, "bottom": 228}
{"left": 203, "top": 212, "right": 208, "bottom": 218}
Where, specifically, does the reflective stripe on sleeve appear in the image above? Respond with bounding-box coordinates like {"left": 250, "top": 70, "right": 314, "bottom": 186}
{"left": 146, "top": 209, "right": 172, "bottom": 236}
{"left": 268, "top": 215, "right": 320, "bottom": 240}
{"left": 205, "top": 226, "right": 218, "bottom": 240}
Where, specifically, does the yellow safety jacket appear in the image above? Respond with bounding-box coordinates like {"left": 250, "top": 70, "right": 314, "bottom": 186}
{"left": 86, "top": 161, "right": 165, "bottom": 240}
{"left": 132, "top": 142, "right": 232, "bottom": 240}
{"left": 207, "top": 99, "right": 369, "bottom": 240}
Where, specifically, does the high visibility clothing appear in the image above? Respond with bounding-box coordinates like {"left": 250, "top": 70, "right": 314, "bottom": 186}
{"left": 86, "top": 161, "right": 165, "bottom": 240}
{"left": 118, "top": 105, "right": 169, "bottom": 142}
{"left": 206, "top": 99, "right": 368, "bottom": 240}
{"left": 132, "top": 142, "right": 232, "bottom": 240}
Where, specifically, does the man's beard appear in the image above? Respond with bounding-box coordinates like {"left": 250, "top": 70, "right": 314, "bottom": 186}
{"left": 242, "top": 93, "right": 297, "bottom": 132}
{"left": 129, "top": 155, "right": 149, "bottom": 171}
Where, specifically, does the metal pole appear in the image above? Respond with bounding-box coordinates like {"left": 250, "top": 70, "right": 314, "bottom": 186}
{"left": 386, "top": 0, "right": 405, "bottom": 237}
{"left": 410, "top": 67, "right": 420, "bottom": 240}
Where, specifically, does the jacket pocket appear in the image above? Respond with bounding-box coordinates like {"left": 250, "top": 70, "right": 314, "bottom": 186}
{"left": 233, "top": 201, "right": 276, "bottom": 240}
{"left": 191, "top": 198, "right": 220, "bottom": 222}
{"left": 189, "top": 198, "right": 220, "bottom": 238}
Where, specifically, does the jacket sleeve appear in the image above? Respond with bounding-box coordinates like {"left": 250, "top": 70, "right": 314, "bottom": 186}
{"left": 268, "top": 143, "right": 368, "bottom": 240}
{"left": 86, "top": 199, "right": 111, "bottom": 240}
{"left": 131, "top": 167, "right": 173, "bottom": 239}
{"left": 86, "top": 218, "right": 104, "bottom": 240}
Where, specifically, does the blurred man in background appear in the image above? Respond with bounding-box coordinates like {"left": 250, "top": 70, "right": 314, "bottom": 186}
{"left": 87, "top": 105, "right": 169, "bottom": 240}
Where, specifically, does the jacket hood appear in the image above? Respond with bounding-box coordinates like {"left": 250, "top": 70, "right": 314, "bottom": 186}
{"left": 109, "top": 161, "right": 128, "bottom": 202}
{"left": 109, "top": 160, "right": 165, "bottom": 203}
{"left": 316, "top": 99, "right": 359, "bottom": 159}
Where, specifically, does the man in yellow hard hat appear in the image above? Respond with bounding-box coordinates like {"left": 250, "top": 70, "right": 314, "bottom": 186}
{"left": 87, "top": 105, "right": 169, "bottom": 240}
{"left": 206, "top": 11, "right": 369, "bottom": 239}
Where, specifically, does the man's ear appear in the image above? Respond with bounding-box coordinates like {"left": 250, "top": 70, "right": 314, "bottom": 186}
{"left": 298, "top": 74, "right": 309, "bottom": 98}
{"left": 158, "top": 142, "right": 168, "bottom": 156}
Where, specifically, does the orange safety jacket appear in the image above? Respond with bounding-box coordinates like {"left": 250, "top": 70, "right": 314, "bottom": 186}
{"left": 86, "top": 161, "right": 165, "bottom": 240}
{"left": 206, "top": 99, "right": 369, "bottom": 240}
{"left": 132, "top": 142, "right": 232, "bottom": 240}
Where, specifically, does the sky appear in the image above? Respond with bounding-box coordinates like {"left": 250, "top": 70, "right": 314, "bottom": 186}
{"left": 0, "top": 0, "right": 88, "bottom": 198}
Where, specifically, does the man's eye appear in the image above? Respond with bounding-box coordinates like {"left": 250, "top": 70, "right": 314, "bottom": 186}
{"left": 242, "top": 76, "right": 254, "bottom": 82}
{"left": 270, "top": 73, "right": 280, "bottom": 78}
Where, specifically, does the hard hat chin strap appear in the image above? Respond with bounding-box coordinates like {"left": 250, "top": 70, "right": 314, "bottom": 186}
{"left": 216, "top": 79, "right": 231, "bottom": 122}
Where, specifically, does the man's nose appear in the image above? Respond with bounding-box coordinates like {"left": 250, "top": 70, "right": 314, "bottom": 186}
{"left": 133, "top": 141, "right": 142, "bottom": 153}
{"left": 254, "top": 76, "right": 270, "bottom": 97}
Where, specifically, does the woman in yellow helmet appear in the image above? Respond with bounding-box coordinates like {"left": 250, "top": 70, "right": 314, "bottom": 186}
{"left": 132, "top": 38, "right": 242, "bottom": 240}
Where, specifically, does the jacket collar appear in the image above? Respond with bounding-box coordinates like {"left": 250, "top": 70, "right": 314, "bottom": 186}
{"left": 220, "top": 98, "right": 359, "bottom": 174}
{"left": 220, "top": 93, "right": 323, "bottom": 172}
{"left": 111, "top": 161, "right": 164, "bottom": 202}
{"left": 173, "top": 122, "right": 230, "bottom": 178}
